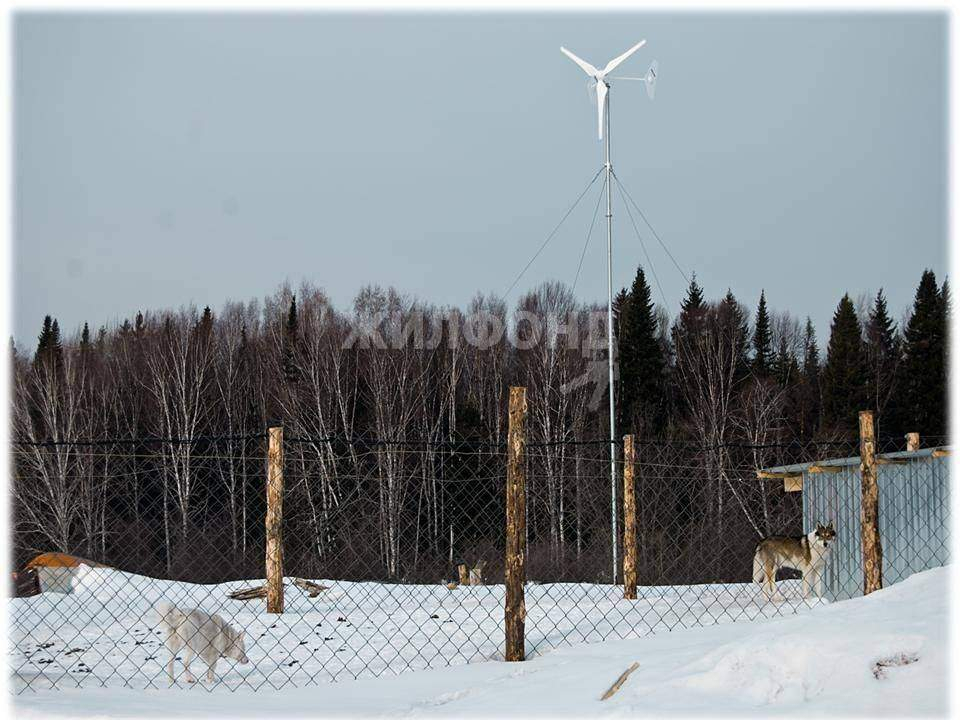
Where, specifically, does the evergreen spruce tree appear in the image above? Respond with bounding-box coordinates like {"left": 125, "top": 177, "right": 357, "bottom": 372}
{"left": 942, "top": 277, "right": 950, "bottom": 413}
{"left": 196, "top": 306, "right": 214, "bottom": 341}
{"left": 675, "top": 274, "right": 706, "bottom": 339}
{"left": 617, "top": 266, "right": 666, "bottom": 436}
{"left": 752, "top": 290, "right": 772, "bottom": 377}
{"left": 613, "top": 287, "right": 629, "bottom": 340}
{"left": 864, "top": 289, "right": 903, "bottom": 437}
{"left": 718, "top": 289, "right": 750, "bottom": 381}
{"left": 667, "top": 277, "right": 707, "bottom": 442}
{"left": 769, "top": 332, "right": 801, "bottom": 438}
{"left": 800, "top": 318, "right": 822, "bottom": 438}
{"left": 34, "top": 315, "right": 63, "bottom": 372}
{"left": 772, "top": 335, "right": 799, "bottom": 387}
{"left": 281, "top": 296, "right": 300, "bottom": 384}
{"left": 902, "top": 270, "right": 947, "bottom": 437}
{"left": 820, "top": 294, "right": 867, "bottom": 436}
{"left": 35, "top": 315, "right": 53, "bottom": 359}
{"left": 79, "top": 322, "right": 92, "bottom": 364}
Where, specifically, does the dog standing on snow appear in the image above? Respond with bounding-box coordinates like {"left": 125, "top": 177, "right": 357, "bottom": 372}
{"left": 753, "top": 521, "right": 837, "bottom": 600}
{"left": 154, "top": 601, "right": 249, "bottom": 684}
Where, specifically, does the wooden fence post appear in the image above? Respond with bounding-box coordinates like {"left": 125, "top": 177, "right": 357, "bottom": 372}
{"left": 906, "top": 432, "right": 920, "bottom": 452}
{"left": 859, "top": 411, "right": 883, "bottom": 595}
{"left": 623, "top": 435, "right": 637, "bottom": 600}
{"left": 504, "top": 386, "right": 527, "bottom": 662}
{"left": 266, "top": 425, "right": 285, "bottom": 614}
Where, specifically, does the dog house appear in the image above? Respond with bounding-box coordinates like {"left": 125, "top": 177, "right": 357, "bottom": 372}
{"left": 24, "top": 553, "right": 107, "bottom": 594}
{"left": 758, "top": 446, "right": 950, "bottom": 601}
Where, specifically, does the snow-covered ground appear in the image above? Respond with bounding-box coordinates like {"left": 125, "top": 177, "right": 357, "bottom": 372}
{"left": 10, "top": 564, "right": 823, "bottom": 692}
{"left": 9, "top": 566, "right": 949, "bottom": 717}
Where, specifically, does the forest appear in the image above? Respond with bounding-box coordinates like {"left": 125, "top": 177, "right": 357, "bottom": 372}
{"left": 10, "top": 268, "right": 949, "bottom": 585}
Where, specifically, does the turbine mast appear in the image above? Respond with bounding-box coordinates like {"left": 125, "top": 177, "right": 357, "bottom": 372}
{"left": 560, "top": 40, "right": 653, "bottom": 587}
{"left": 604, "top": 85, "right": 618, "bottom": 586}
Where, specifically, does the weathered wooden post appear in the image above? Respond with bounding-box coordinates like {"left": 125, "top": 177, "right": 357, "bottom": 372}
{"left": 504, "top": 386, "right": 527, "bottom": 661}
{"left": 859, "top": 411, "right": 883, "bottom": 595}
{"left": 906, "top": 432, "right": 920, "bottom": 452}
{"left": 623, "top": 434, "right": 638, "bottom": 600}
{"left": 266, "top": 425, "right": 285, "bottom": 613}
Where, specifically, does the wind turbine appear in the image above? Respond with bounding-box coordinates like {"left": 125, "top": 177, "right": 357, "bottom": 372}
{"left": 560, "top": 41, "right": 658, "bottom": 584}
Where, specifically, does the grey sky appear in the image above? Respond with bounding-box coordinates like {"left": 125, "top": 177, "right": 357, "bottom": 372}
{"left": 14, "top": 12, "right": 947, "bottom": 348}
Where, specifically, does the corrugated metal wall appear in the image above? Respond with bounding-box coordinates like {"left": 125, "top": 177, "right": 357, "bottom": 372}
{"left": 801, "top": 452, "right": 950, "bottom": 601}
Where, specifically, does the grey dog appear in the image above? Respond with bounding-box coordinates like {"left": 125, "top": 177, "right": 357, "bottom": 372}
{"left": 154, "top": 601, "right": 250, "bottom": 684}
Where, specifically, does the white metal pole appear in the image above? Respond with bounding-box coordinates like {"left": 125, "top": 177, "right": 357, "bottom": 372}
{"left": 604, "top": 85, "right": 618, "bottom": 585}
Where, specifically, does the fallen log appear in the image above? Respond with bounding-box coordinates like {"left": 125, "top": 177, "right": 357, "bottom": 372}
{"left": 228, "top": 586, "right": 268, "bottom": 601}
{"left": 600, "top": 662, "right": 640, "bottom": 701}
{"left": 292, "top": 577, "right": 329, "bottom": 598}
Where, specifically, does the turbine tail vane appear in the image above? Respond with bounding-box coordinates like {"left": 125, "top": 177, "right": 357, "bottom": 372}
{"left": 644, "top": 60, "right": 659, "bottom": 100}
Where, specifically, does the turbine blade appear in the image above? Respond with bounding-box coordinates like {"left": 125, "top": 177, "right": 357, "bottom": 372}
{"left": 602, "top": 40, "right": 646, "bottom": 76}
{"left": 561, "top": 46, "right": 599, "bottom": 77}
{"left": 596, "top": 81, "right": 608, "bottom": 140}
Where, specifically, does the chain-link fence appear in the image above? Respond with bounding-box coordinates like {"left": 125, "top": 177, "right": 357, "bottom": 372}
{"left": 9, "top": 429, "right": 950, "bottom": 692}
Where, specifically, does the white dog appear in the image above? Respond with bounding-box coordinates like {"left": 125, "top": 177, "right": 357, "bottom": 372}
{"left": 153, "top": 601, "right": 249, "bottom": 684}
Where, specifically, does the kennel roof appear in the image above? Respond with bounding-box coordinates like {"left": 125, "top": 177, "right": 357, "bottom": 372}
{"left": 758, "top": 445, "right": 948, "bottom": 476}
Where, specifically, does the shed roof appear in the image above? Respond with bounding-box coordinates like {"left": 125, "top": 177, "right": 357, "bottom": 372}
{"left": 759, "top": 445, "right": 949, "bottom": 475}
{"left": 25, "top": 552, "right": 107, "bottom": 570}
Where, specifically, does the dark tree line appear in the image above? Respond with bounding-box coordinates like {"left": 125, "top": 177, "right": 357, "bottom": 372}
{"left": 615, "top": 269, "right": 948, "bottom": 444}
{"left": 10, "top": 268, "right": 948, "bottom": 584}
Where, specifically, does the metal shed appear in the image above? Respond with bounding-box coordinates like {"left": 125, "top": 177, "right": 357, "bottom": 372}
{"left": 760, "top": 446, "right": 950, "bottom": 601}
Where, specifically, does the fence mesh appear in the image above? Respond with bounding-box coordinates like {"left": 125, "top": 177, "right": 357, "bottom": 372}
{"left": 9, "top": 432, "right": 950, "bottom": 692}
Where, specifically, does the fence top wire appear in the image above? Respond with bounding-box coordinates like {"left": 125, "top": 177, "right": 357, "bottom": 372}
{"left": 285, "top": 434, "right": 507, "bottom": 449}
{"left": 10, "top": 432, "right": 941, "bottom": 455}
{"left": 11, "top": 433, "right": 267, "bottom": 448}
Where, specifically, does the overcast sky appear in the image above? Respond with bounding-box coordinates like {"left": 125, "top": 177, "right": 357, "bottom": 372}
{"left": 13, "top": 11, "right": 947, "bottom": 347}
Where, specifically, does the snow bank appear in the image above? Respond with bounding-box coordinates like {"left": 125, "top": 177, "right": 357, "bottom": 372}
{"left": 10, "top": 566, "right": 948, "bottom": 717}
